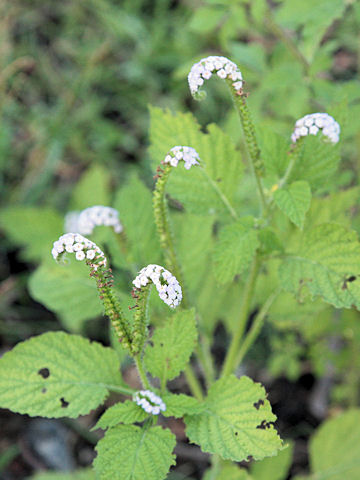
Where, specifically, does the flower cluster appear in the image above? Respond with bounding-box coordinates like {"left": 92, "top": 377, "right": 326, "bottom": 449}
{"left": 133, "top": 390, "right": 166, "bottom": 415}
{"left": 291, "top": 113, "right": 340, "bottom": 144}
{"left": 51, "top": 233, "right": 107, "bottom": 270}
{"left": 133, "top": 264, "right": 182, "bottom": 308}
{"left": 188, "top": 55, "right": 243, "bottom": 96}
{"left": 64, "top": 206, "right": 123, "bottom": 236}
{"left": 163, "top": 146, "right": 200, "bottom": 170}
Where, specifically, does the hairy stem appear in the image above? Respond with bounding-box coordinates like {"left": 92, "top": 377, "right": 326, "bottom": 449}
{"left": 134, "top": 355, "right": 151, "bottom": 389}
{"left": 278, "top": 138, "right": 304, "bottom": 188}
{"left": 93, "top": 268, "right": 133, "bottom": 353}
{"left": 221, "top": 255, "right": 260, "bottom": 378}
{"left": 227, "top": 83, "right": 267, "bottom": 214}
{"left": 234, "top": 289, "right": 280, "bottom": 368}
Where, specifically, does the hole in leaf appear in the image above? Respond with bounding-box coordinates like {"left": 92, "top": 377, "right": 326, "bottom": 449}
{"left": 342, "top": 275, "right": 357, "bottom": 290}
{"left": 160, "top": 343, "right": 164, "bottom": 347}
{"left": 256, "top": 420, "right": 273, "bottom": 430}
{"left": 38, "top": 368, "right": 50, "bottom": 379}
{"left": 247, "top": 455, "right": 253, "bottom": 462}
{"left": 60, "top": 397, "right": 69, "bottom": 408}
{"left": 234, "top": 431, "right": 238, "bottom": 436}
{"left": 41, "top": 388, "right": 47, "bottom": 394}
{"left": 253, "top": 399, "right": 264, "bottom": 410}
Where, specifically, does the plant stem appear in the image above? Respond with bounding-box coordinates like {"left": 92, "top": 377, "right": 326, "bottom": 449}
{"left": 221, "top": 255, "right": 260, "bottom": 378}
{"left": 200, "top": 167, "right": 238, "bottom": 219}
{"left": 228, "top": 84, "right": 267, "bottom": 214}
{"left": 134, "top": 355, "right": 151, "bottom": 389}
{"left": 234, "top": 289, "right": 280, "bottom": 369}
{"left": 197, "top": 332, "right": 216, "bottom": 386}
{"left": 107, "top": 384, "right": 135, "bottom": 395}
{"left": 184, "top": 363, "right": 204, "bottom": 401}
{"left": 278, "top": 138, "right": 304, "bottom": 188}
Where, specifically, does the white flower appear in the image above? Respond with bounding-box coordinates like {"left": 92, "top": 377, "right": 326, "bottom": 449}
{"left": 133, "top": 390, "right": 166, "bottom": 415}
{"left": 51, "top": 233, "right": 106, "bottom": 270}
{"left": 64, "top": 206, "right": 123, "bottom": 235}
{"left": 132, "top": 264, "right": 182, "bottom": 308}
{"left": 188, "top": 55, "right": 243, "bottom": 96}
{"left": 163, "top": 146, "right": 200, "bottom": 170}
{"left": 291, "top": 113, "right": 340, "bottom": 144}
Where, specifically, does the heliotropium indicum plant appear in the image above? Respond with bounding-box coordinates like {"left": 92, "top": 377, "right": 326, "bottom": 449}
{"left": 0, "top": 53, "right": 356, "bottom": 479}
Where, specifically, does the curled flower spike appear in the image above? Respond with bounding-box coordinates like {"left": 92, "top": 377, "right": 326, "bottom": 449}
{"left": 133, "top": 264, "right": 182, "bottom": 309}
{"left": 291, "top": 113, "right": 340, "bottom": 144}
{"left": 163, "top": 146, "right": 200, "bottom": 170}
{"left": 64, "top": 206, "right": 123, "bottom": 236}
{"left": 188, "top": 55, "right": 243, "bottom": 97}
{"left": 51, "top": 233, "right": 107, "bottom": 271}
{"left": 134, "top": 390, "right": 166, "bottom": 415}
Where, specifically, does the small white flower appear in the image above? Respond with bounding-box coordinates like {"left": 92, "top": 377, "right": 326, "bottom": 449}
{"left": 291, "top": 113, "right": 340, "bottom": 144}
{"left": 64, "top": 206, "right": 123, "bottom": 236}
{"left": 188, "top": 55, "right": 243, "bottom": 96}
{"left": 133, "top": 390, "right": 166, "bottom": 415}
{"left": 132, "top": 264, "right": 182, "bottom": 308}
{"left": 51, "top": 233, "right": 107, "bottom": 270}
{"left": 163, "top": 146, "right": 200, "bottom": 170}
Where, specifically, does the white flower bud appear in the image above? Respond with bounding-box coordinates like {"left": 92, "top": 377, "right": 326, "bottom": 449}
{"left": 51, "top": 233, "right": 106, "bottom": 270}
{"left": 188, "top": 55, "right": 243, "bottom": 96}
{"left": 291, "top": 113, "right": 340, "bottom": 144}
{"left": 132, "top": 264, "right": 182, "bottom": 308}
{"left": 162, "top": 146, "right": 200, "bottom": 170}
{"left": 133, "top": 390, "right": 166, "bottom": 415}
{"left": 64, "top": 206, "right": 123, "bottom": 236}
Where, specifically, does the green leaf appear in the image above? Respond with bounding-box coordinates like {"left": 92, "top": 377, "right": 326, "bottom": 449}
{"left": 144, "top": 309, "right": 197, "bottom": 381}
{"left": 309, "top": 409, "right": 360, "bottom": 480}
{"left": 279, "top": 223, "right": 360, "bottom": 309}
{"left": 256, "top": 126, "right": 289, "bottom": 178}
{"left": 274, "top": 181, "right": 311, "bottom": 229}
{"left": 162, "top": 393, "right": 204, "bottom": 418}
{"left": 29, "top": 260, "right": 103, "bottom": 332}
{"left": 113, "top": 174, "right": 161, "bottom": 266}
{"left": 204, "top": 463, "right": 251, "bottom": 480}
{"left": 0, "top": 332, "right": 122, "bottom": 418}
{"left": 250, "top": 442, "right": 294, "bottom": 480}
{"left": 95, "top": 400, "right": 148, "bottom": 429}
{"left": 289, "top": 136, "right": 340, "bottom": 192}
{"left": 94, "top": 425, "right": 176, "bottom": 480}
{"left": 31, "top": 470, "right": 96, "bottom": 480}
{"left": 212, "top": 220, "right": 259, "bottom": 284}
{"left": 185, "top": 375, "right": 282, "bottom": 461}
{"left": 0, "top": 207, "right": 63, "bottom": 262}
{"left": 149, "top": 107, "right": 243, "bottom": 216}
{"left": 69, "top": 164, "right": 111, "bottom": 210}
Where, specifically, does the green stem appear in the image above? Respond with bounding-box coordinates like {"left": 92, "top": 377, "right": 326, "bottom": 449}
{"left": 227, "top": 83, "right": 267, "bottom": 214}
{"left": 278, "top": 138, "right": 304, "bottom": 188}
{"left": 200, "top": 167, "right": 238, "bottom": 219}
{"left": 153, "top": 162, "right": 209, "bottom": 399}
{"left": 221, "top": 255, "right": 260, "bottom": 378}
{"left": 197, "top": 332, "right": 216, "bottom": 386}
{"left": 234, "top": 289, "right": 280, "bottom": 368}
{"left": 265, "top": 8, "right": 310, "bottom": 75}
{"left": 107, "top": 384, "right": 135, "bottom": 395}
{"left": 134, "top": 355, "right": 151, "bottom": 389}
{"left": 184, "top": 364, "right": 204, "bottom": 401}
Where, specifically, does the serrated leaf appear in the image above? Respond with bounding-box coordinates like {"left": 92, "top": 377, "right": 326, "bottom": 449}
{"left": 149, "top": 107, "right": 243, "bottom": 216}
{"left": 274, "top": 181, "right": 311, "bottom": 229}
{"left": 29, "top": 260, "right": 103, "bottom": 332}
{"left": 250, "top": 442, "right": 294, "bottom": 480}
{"left": 113, "top": 174, "right": 161, "bottom": 266}
{"left": 185, "top": 375, "right": 282, "bottom": 461}
{"left": 309, "top": 409, "right": 360, "bottom": 480}
{"left": 95, "top": 400, "right": 148, "bottom": 430}
{"left": 94, "top": 425, "right": 176, "bottom": 480}
{"left": 213, "top": 220, "right": 259, "bottom": 284}
{"left": 279, "top": 223, "right": 360, "bottom": 309}
{"left": 31, "top": 470, "right": 95, "bottom": 480}
{"left": 289, "top": 136, "right": 340, "bottom": 192}
{"left": 256, "top": 126, "right": 289, "bottom": 178}
{"left": 0, "top": 207, "right": 63, "bottom": 262}
{"left": 69, "top": 164, "right": 111, "bottom": 210}
{"left": 144, "top": 309, "right": 197, "bottom": 381}
{"left": 0, "top": 332, "right": 123, "bottom": 418}
{"left": 162, "top": 393, "right": 204, "bottom": 418}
